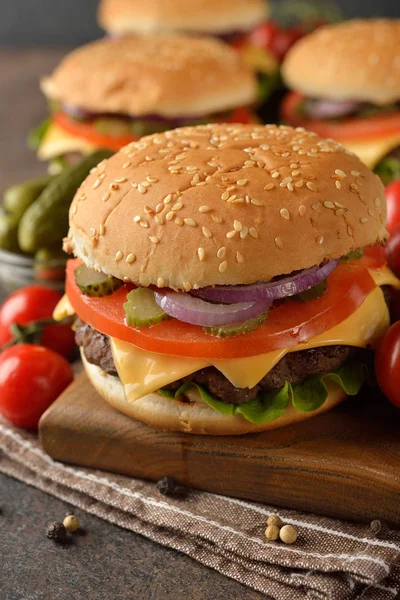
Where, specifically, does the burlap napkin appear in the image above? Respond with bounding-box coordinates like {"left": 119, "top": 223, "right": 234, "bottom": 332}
{"left": 1, "top": 416, "right": 399, "bottom": 600}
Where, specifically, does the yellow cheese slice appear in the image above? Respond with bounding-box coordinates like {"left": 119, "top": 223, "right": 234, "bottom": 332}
{"left": 38, "top": 122, "right": 96, "bottom": 160}
{"left": 53, "top": 293, "right": 75, "bottom": 320}
{"left": 369, "top": 265, "right": 400, "bottom": 289}
{"left": 342, "top": 133, "right": 400, "bottom": 169}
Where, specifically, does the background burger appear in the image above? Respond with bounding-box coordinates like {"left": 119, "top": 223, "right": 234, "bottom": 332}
{"left": 97, "top": 0, "right": 280, "bottom": 107}
{"left": 281, "top": 19, "right": 400, "bottom": 185}
{"left": 30, "top": 35, "right": 257, "bottom": 170}
{"left": 55, "top": 124, "right": 399, "bottom": 435}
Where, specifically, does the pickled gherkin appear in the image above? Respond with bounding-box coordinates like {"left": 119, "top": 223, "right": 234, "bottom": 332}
{"left": 4, "top": 176, "right": 53, "bottom": 221}
{"left": 124, "top": 288, "right": 169, "bottom": 327}
{"left": 0, "top": 214, "right": 20, "bottom": 253}
{"left": 75, "top": 264, "right": 123, "bottom": 297}
{"left": 18, "top": 150, "right": 114, "bottom": 254}
{"left": 203, "top": 311, "right": 269, "bottom": 338}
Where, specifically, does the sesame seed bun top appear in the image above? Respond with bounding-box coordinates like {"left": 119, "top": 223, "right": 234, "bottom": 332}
{"left": 64, "top": 124, "right": 387, "bottom": 291}
{"left": 41, "top": 35, "right": 257, "bottom": 119}
{"left": 282, "top": 19, "right": 400, "bottom": 105}
{"left": 98, "top": 0, "right": 267, "bottom": 36}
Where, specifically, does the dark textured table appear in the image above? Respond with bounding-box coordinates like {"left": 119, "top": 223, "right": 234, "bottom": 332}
{"left": 0, "top": 49, "right": 265, "bottom": 600}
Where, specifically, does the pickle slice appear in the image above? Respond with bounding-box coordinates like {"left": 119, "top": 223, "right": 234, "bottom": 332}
{"left": 204, "top": 311, "right": 269, "bottom": 338}
{"left": 124, "top": 288, "right": 169, "bottom": 327}
{"left": 75, "top": 264, "right": 123, "bottom": 297}
{"left": 297, "top": 280, "right": 327, "bottom": 302}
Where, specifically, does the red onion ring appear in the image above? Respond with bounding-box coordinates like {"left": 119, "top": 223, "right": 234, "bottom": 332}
{"left": 304, "top": 100, "right": 363, "bottom": 120}
{"left": 191, "top": 260, "right": 339, "bottom": 304}
{"left": 154, "top": 292, "right": 271, "bottom": 327}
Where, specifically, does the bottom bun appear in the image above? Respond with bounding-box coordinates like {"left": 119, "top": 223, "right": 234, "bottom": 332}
{"left": 82, "top": 351, "right": 348, "bottom": 435}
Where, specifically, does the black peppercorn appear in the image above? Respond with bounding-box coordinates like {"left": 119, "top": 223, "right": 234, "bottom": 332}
{"left": 46, "top": 521, "right": 68, "bottom": 542}
{"left": 156, "top": 476, "right": 186, "bottom": 497}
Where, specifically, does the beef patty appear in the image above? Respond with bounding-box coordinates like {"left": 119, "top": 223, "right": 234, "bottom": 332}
{"left": 75, "top": 319, "right": 358, "bottom": 405}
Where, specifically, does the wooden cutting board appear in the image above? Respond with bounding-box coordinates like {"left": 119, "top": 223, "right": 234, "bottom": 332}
{"left": 39, "top": 373, "right": 400, "bottom": 525}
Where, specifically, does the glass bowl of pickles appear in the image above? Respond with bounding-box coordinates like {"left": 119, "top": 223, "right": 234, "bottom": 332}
{"left": 0, "top": 150, "right": 113, "bottom": 293}
{"left": 0, "top": 175, "right": 66, "bottom": 292}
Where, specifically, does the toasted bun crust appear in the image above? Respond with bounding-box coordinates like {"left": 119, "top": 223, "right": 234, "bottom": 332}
{"left": 41, "top": 35, "right": 257, "bottom": 118}
{"left": 65, "top": 124, "right": 387, "bottom": 291}
{"left": 282, "top": 19, "right": 400, "bottom": 105}
{"left": 98, "top": 0, "right": 267, "bottom": 35}
{"left": 82, "top": 352, "right": 348, "bottom": 435}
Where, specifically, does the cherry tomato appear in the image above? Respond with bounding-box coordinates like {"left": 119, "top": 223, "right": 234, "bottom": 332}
{"left": 386, "top": 224, "right": 400, "bottom": 278}
{"left": 249, "top": 21, "right": 279, "bottom": 51}
{"left": 249, "top": 21, "right": 302, "bottom": 61}
{"left": 385, "top": 181, "right": 400, "bottom": 234}
{"left": 0, "top": 285, "right": 76, "bottom": 358}
{"left": 271, "top": 27, "right": 302, "bottom": 61}
{"left": 375, "top": 321, "right": 400, "bottom": 408}
{"left": 0, "top": 345, "right": 74, "bottom": 428}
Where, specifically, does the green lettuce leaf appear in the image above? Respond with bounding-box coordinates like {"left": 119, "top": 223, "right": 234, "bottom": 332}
{"left": 374, "top": 156, "right": 400, "bottom": 186}
{"left": 159, "top": 362, "right": 366, "bottom": 424}
{"left": 28, "top": 118, "right": 51, "bottom": 151}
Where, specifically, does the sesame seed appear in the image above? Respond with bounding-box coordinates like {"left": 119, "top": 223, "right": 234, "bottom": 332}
{"left": 280, "top": 208, "right": 290, "bottom": 220}
{"left": 335, "top": 209, "right": 345, "bottom": 216}
{"left": 287, "top": 183, "right": 294, "bottom": 192}
{"left": 155, "top": 215, "right": 164, "bottom": 225}
{"left": 227, "top": 195, "right": 237, "bottom": 202}
{"left": 149, "top": 236, "right": 160, "bottom": 244}
{"left": 164, "top": 194, "right": 173, "bottom": 205}
{"left": 141, "top": 181, "right": 151, "bottom": 188}
{"left": 79, "top": 193, "right": 87, "bottom": 201}
{"left": 157, "top": 278, "right": 165, "bottom": 288}
{"left": 144, "top": 205, "right": 154, "bottom": 214}
{"left": 147, "top": 176, "right": 158, "bottom": 183}
{"left": 249, "top": 228, "right": 258, "bottom": 239}
{"left": 299, "top": 205, "right": 307, "bottom": 216}
{"left": 175, "top": 217, "right": 184, "bottom": 226}
{"left": 217, "top": 247, "right": 226, "bottom": 259}
{"left": 221, "top": 191, "right": 230, "bottom": 201}
{"left": 275, "top": 237, "right": 283, "bottom": 249}
{"left": 335, "top": 180, "right": 341, "bottom": 190}
{"left": 191, "top": 174, "right": 200, "bottom": 185}
{"left": 219, "top": 261, "right": 228, "bottom": 274}
{"left": 236, "top": 251, "right": 244, "bottom": 264}
{"left": 102, "top": 192, "right": 111, "bottom": 202}
{"left": 132, "top": 182, "right": 138, "bottom": 188}
{"left": 264, "top": 183, "right": 274, "bottom": 190}
{"left": 110, "top": 183, "right": 119, "bottom": 191}
{"left": 237, "top": 179, "right": 248, "bottom": 186}
{"left": 133, "top": 215, "right": 141, "bottom": 223}
{"left": 233, "top": 220, "right": 243, "bottom": 232}
{"left": 166, "top": 212, "right": 174, "bottom": 221}
{"left": 126, "top": 253, "right": 136, "bottom": 264}
{"left": 198, "top": 248, "right": 205, "bottom": 262}
{"left": 312, "top": 202, "right": 320, "bottom": 210}
{"left": 202, "top": 226, "right": 212, "bottom": 238}
{"left": 184, "top": 218, "right": 197, "bottom": 227}
{"left": 115, "top": 251, "right": 123, "bottom": 262}
{"left": 244, "top": 160, "right": 255, "bottom": 167}
{"left": 335, "top": 202, "right": 345, "bottom": 208}
{"left": 172, "top": 202, "right": 183, "bottom": 211}
{"left": 306, "top": 181, "right": 317, "bottom": 192}
{"left": 199, "top": 205, "right": 212, "bottom": 213}
{"left": 226, "top": 230, "right": 237, "bottom": 239}
{"left": 138, "top": 184, "right": 147, "bottom": 194}
{"left": 240, "top": 227, "right": 249, "bottom": 239}
{"left": 290, "top": 163, "right": 298, "bottom": 169}
{"left": 291, "top": 170, "right": 300, "bottom": 176}
{"left": 154, "top": 203, "right": 163, "bottom": 214}
{"left": 317, "top": 236, "right": 324, "bottom": 245}
{"left": 295, "top": 180, "right": 304, "bottom": 188}
{"left": 251, "top": 198, "right": 264, "bottom": 206}
{"left": 123, "top": 161, "right": 131, "bottom": 169}
{"left": 93, "top": 179, "right": 101, "bottom": 190}
{"left": 323, "top": 201, "right": 335, "bottom": 209}
{"left": 360, "top": 217, "right": 369, "bottom": 224}
{"left": 99, "top": 224, "right": 105, "bottom": 235}
{"left": 72, "top": 205, "right": 77, "bottom": 215}
{"left": 140, "top": 220, "right": 149, "bottom": 229}
{"left": 356, "top": 177, "right": 363, "bottom": 186}
{"left": 375, "top": 198, "right": 381, "bottom": 207}
{"left": 335, "top": 169, "right": 346, "bottom": 178}
{"left": 351, "top": 171, "right": 360, "bottom": 176}
{"left": 211, "top": 214, "right": 223, "bottom": 223}
{"left": 271, "top": 172, "right": 280, "bottom": 179}
{"left": 368, "top": 208, "right": 375, "bottom": 217}
{"left": 347, "top": 226, "right": 353, "bottom": 236}
{"left": 115, "top": 177, "right": 127, "bottom": 183}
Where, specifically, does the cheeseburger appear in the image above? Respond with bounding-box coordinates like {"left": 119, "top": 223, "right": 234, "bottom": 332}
{"left": 97, "top": 0, "right": 279, "bottom": 104}
{"left": 281, "top": 20, "right": 400, "bottom": 183}
{"left": 32, "top": 35, "right": 257, "bottom": 166}
{"left": 55, "top": 124, "right": 399, "bottom": 435}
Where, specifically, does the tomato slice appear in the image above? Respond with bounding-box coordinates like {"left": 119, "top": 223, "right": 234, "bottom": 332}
{"left": 359, "top": 244, "right": 387, "bottom": 270}
{"left": 53, "top": 112, "right": 139, "bottom": 151}
{"left": 226, "top": 107, "right": 257, "bottom": 125}
{"left": 281, "top": 92, "right": 400, "bottom": 142}
{"left": 67, "top": 259, "right": 376, "bottom": 359}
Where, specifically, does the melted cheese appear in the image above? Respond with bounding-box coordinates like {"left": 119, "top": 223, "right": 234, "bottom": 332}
{"left": 342, "top": 133, "right": 400, "bottom": 169}
{"left": 54, "top": 266, "right": 397, "bottom": 401}
{"left": 38, "top": 122, "right": 96, "bottom": 160}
